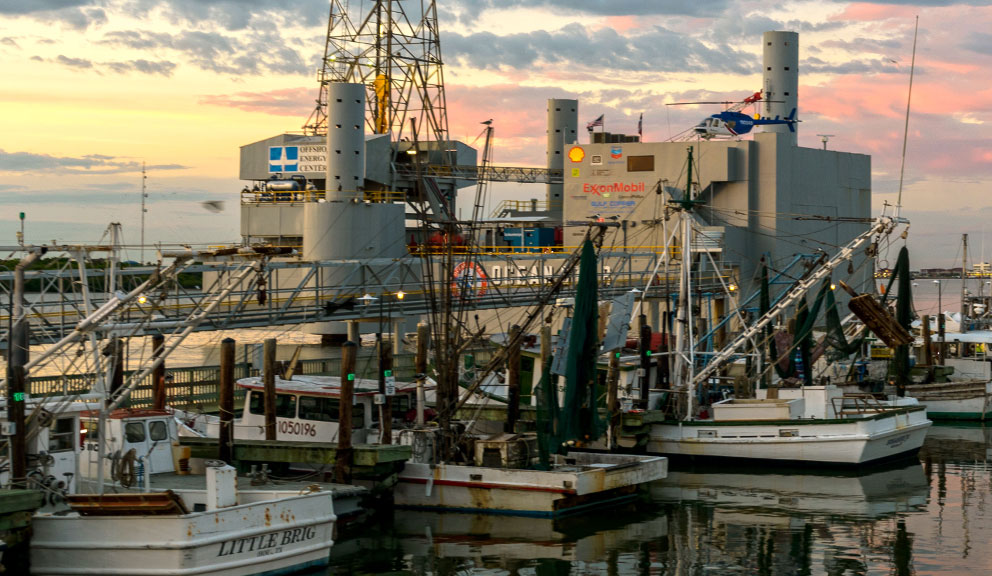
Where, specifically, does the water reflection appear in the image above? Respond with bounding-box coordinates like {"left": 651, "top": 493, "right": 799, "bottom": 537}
{"left": 912, "top": 424, "right": 992, "bottom": 573}
{"left": 326, "top": 459, "right": 941, "bottom": 575}
{"left": 321, "top": 424, "right": 992, "bottom": 575}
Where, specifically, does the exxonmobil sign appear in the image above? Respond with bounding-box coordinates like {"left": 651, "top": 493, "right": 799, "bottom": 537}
{"left": 582, "top": 182, "right": 646, "bottom": 196}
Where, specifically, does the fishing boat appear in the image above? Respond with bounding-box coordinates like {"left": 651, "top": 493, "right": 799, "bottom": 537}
{"left": 906, "top": 329, "right": 992, "bottom": 420}
{"left": 174, "top": 374, "right": 432, "bottom": 444}
{"left": 31, "top": 463, "right": 336, "bottom": 576}
{"left": 393, "top": 230, "right": 667, "bottom": 516}
{"left": 557, "top": 149, "right": 930, "bottom": 467}
{"left": 0, "top": 243, "right": 338, "bottom": 576}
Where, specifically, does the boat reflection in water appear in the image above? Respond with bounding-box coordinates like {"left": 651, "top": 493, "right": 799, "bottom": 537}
{"left": 911, "top": 424, "right": 992, "bottom": 575}
{"left": 326, "top": 461, "right": 933, "bottom": 575}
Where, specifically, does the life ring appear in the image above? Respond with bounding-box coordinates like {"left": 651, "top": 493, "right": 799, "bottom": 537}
{"left": 451, "top": 261, "right": 488, "bottom": 297}
{"left": 112, "top": 448, "right": 137, "bottom": 488}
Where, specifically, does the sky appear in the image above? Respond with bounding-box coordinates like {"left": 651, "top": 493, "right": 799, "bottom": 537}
{"left": 0, "top": 0, "right": 990, "bottom": 267}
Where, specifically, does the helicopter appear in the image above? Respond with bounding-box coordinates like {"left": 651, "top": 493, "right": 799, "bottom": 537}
{"left": 693, "top": 107, "right": 798, "bottom": 139}
{"left": 667, "top": 91, "right": 799, "bottom": 140}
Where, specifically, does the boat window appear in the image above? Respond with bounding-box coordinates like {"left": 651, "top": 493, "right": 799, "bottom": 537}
{"left": 299, "top": 396, "right": 340, "bottom": 422}
{"left": 149, "top": 420, "right": 169, "bottom": 442}
{"left": 248, "top": 391, "right": 298, "bottom": 418}
{"left": 82, "top": 420, "right": 99, "bottom": 441}
{"left": 392, "top": 395, "right": 411, "bottom": 419}
{"left": 353, "top": 404, "right": 365, "bottom": 428}
{"left": 248, "top": 391, "right": 263, "bottom": 415}
{"left": 49, "top": 417, "right": 76, "bottom": 452}
{"left": 125, "top": 422, "right": 146, "bottom": 443}
{"left": 277, "top": 394, "right": 297, "bottom": 418}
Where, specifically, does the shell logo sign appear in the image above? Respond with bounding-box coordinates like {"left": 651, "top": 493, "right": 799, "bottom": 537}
{"left": 568, "top": 146, "right": 585, "bottom": 163}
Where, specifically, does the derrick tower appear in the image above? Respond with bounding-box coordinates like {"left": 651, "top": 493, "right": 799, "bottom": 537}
{"left": 303, "top": 0, "right": 450, "bottom": 153}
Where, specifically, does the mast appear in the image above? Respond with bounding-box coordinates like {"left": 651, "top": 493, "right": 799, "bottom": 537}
{"left": 961, "top": 233, "right": 969, "bottom": 331}
{"left": 140, "top": 163, "right": 147, "bottom": 264}
{"left": 895, "top": 16, "right": 919, "bottom": 219}
{"left": 672, "top": 147, "right": 698, "bottom": 419}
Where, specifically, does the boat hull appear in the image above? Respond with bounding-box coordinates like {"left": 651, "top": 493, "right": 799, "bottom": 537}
{"left": 394, "top": 452, "right": 667, "bottom": 517}
{"left": 30, "top": 491, "right": 335, "bottom": 576}
{"left": 907, "top": 381, "right": 992, "bottom": 420}
{"left": 627, "top": 408, "right": 931, "bottom": 466}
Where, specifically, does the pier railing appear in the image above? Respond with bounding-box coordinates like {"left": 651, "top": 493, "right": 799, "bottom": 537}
{"left": 27, "top": 349, "right": 495, "bottom": 411}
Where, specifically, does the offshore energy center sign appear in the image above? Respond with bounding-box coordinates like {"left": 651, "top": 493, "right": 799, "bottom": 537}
{"left": 268, "top": 145, "right": 328, "bottom": 174}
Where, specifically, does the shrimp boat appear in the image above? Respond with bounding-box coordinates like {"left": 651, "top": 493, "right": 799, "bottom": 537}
{"left": 906, "top": 329, "right": 992, "bottom": 420}
{"left": 615, "top": 211, "right": 930, "bottom": 466}
{"left": 0, "top": 242, "right": 337, "bottom": 576}
{"left": 31, "top": 464, "right": 336, "bottom": 576}
{"left": 393, "top": 229, "right": 667, "bottom": 516}
{"left": 175, "top": 375, "right": 432, "bottom": 444}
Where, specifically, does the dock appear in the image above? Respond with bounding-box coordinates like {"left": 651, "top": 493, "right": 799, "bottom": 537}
{"left": 179, "top": 436, "right": 412, "bottom": 481}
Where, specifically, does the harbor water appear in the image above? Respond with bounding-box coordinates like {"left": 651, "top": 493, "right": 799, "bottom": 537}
{"left": 319, "top": 424, "right": 991, "bottom": 575}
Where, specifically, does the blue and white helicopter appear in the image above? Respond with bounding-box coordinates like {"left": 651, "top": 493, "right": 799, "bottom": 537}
{"left": 692, "top": 107, "right": 798, "bottom": 138}
{"left": 669, "top": 91, "right": 800, "bottom": 140}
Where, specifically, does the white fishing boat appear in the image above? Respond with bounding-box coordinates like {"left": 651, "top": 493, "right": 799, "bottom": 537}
{"left": 0, "top": 241, "right": 338, "bottom": 576}
{"left": 612, "top": 204, "right": 931, "bottom": 465}
{"left": 392, "top": 234, "right": 668, "bottom": 516}
{"left": 174, "top": 374, "right": 433, "bottom": 444}
{"left": 394, "top": 449, "right": 667, "bottom": 517}
{"left": 907, "top": 329, "right": 992, "bottom": 420}
{"left": 620, "top": 386, "right": 930, "bottom": 465}
{"left": 31, "top": 464, "right": 336, "bottom": 576}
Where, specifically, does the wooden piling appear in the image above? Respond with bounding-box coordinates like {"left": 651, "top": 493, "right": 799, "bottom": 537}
{"left": 334, "top": 341, "right": 357, "bottom": 483}
{"left": 263, "top": 338, "right": 277, "bottom": 441}
{"left": 937, "top": 313, "right": 946, "bottom": 365}
{"left": 540, "top": 323, "right": 552, "bottom": 365}
{"left": 380, "top": 340, "right": 393, "bottom": 444}
{"left": 506, "top": 324, "right": 522, "bottom": 434}
{"left": 921, "top": 315, "right": 934, "bottom": 367}
{"left": 110, "top": 337, "right": 124, "bottom": 399}
{"left": 218, "top": 338, "right": 236, "bottom": 464}
{"left": 151, "top": 334, "right": 166, "bottom": 410}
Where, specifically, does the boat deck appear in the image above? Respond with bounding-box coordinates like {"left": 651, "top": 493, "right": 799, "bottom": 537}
{"left": 78, "top": 474, "right": 368, "bottom": 518}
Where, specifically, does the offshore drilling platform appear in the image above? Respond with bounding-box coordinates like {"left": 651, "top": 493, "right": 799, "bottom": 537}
{"left": 234, "top": 1, "right": 870, "bottom": 346}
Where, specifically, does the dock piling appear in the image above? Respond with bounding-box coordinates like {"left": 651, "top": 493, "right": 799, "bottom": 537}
{"left": 263, "top": 338, "right": 277, "bottom": 441}
{"left": 335, "top": 341, "right": 357, "bottom": 483}
{"left": 218, "top": 338, "right": 236, "bottom": 464}
{"left": 506, "top": 324, "right": 521, "bottom": 433}
{"left": 152, "top": 334, "right": 166, "bottom": 410}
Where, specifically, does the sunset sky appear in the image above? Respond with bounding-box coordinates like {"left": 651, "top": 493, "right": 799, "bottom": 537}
{"left": 1, "top": 0, "right": 990, "bottom": 266}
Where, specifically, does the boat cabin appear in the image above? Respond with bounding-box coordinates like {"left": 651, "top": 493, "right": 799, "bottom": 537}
{"left": 232, "top": 375, "right": 425, "bottom": 444}
{"left": 0, "top": 397, "right": 93, "bottom": 497}
{"left": 80, "top": 409, "right": 179, "bottom": 479}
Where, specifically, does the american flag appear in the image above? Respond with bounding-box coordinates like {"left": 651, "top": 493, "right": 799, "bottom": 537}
{"left": 586, "top": 114, "right": 604, "bottom": 131}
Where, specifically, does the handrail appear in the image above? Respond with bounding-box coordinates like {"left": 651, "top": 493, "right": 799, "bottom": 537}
{"left": 240, "top": 189, "right": 406, "bottom": 204}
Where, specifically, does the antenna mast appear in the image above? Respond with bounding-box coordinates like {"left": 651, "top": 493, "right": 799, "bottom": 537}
{"left": 140, "top": 162, "right": 148, "bottom": 264}
{"left": 302, "top": 0, "right": 450, "bottom": 152}
{"left": 896, "top": 16, "right": 919, "bottom": 218}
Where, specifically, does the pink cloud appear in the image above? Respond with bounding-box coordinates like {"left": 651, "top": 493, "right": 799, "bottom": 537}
{"left": 829, "top": 3, "right": 920, "bottom": 22}
{"left": 602, "top": 15, "right": 643, "bottom": 34}
{"left": 199, "top": 87, "right": 313, "bottom": 117}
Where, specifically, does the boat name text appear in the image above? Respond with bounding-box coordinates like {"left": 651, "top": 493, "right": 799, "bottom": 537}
{"left": 217, "top": 526, "right": 317, "bottom": 558}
